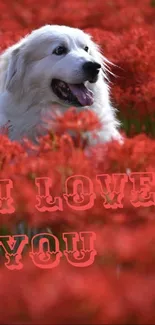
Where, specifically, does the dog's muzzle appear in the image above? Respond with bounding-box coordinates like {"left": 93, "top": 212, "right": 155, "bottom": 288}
{"left": 51, "top": 61, "right": 101, "bottom": 107}
{"left": 51, "top": 79, "right": 94, "bottom": 106}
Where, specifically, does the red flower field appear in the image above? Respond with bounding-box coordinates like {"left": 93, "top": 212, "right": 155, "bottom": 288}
{"left": 0, "top": 0, "right": 155, "bottom": 324}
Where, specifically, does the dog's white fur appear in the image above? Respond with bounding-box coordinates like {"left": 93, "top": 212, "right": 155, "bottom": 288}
{"left": 0, "top": 25, "right": 122, "bottom": 144}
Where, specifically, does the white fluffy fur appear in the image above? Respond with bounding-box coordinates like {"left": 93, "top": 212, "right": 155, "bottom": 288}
{"left": 0, "top": 25, "right": 122, "bottom": 144}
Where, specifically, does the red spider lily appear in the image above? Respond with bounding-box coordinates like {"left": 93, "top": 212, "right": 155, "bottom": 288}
{"left": 43, "top": 107, "right": 101, "bottom": 133}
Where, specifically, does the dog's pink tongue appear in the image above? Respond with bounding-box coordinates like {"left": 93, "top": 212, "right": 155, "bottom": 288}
{"left": 68, "top": 84, "right": 94, "bottom": 106}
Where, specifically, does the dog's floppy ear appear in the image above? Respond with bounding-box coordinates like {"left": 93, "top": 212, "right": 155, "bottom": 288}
{"left": 5, "top": 46, "right": 25, "bottom": 93}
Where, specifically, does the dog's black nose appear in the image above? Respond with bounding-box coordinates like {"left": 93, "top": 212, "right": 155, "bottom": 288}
{"left": 83, "top": 62, "right": 101, "bottom": 80}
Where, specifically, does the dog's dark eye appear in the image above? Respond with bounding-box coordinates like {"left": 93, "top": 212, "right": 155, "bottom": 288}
{"left": 84, "top": 46, "right": 89, "bottom": 52}
{"left": 53, "top": 46, "right": 67, "bottom": 55}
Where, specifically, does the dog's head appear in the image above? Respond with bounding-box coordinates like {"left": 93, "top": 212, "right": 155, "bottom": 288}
{"left": 5, "top": 25, "right": 107, "bottom": 107}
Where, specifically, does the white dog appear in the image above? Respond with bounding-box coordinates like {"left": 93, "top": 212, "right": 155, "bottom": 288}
{"left": 0, "top": 25, "right": 122, "bottom": 144}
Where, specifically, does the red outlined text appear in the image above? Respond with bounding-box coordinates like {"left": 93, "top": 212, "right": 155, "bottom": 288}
{"left": 0, "top": 172, "right": 154, "bottom": 269}
{"left": 0, "top": 231, "right": 96, "bottom": 270}
{"left": 31, "top": 172, "right": 155, "bottom": 210}
{"left": 0, "top": 172, "right": 155, "bottom": 214}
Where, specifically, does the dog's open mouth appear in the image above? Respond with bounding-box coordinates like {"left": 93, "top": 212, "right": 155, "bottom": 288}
{"left": 51, "top": 79, "right": 94, "bottom": 107}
